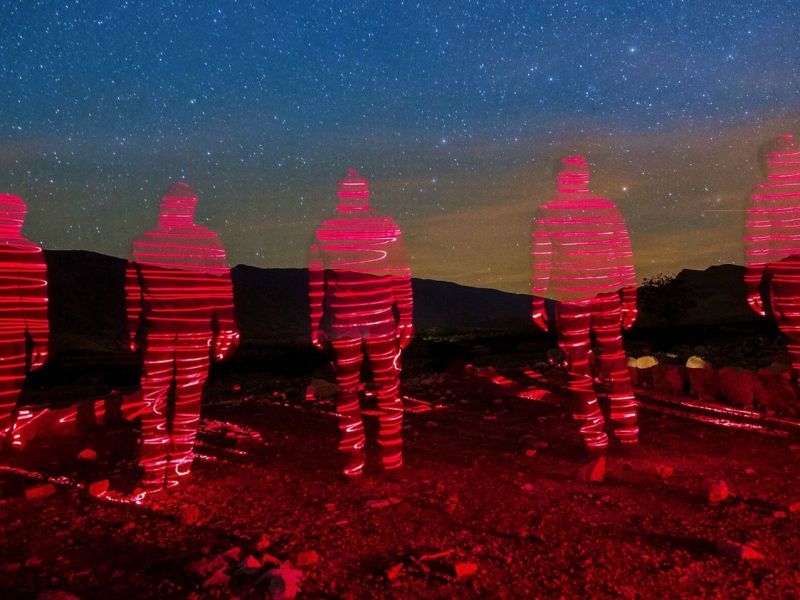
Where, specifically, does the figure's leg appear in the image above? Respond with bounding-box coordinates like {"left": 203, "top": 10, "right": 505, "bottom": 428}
{"left": 166, "top": 336, "right": 211, "bottom": 487}
{"left": 592, "top": 294, "right": 638, "bottom": 445}
{"left": 0, "top": 337, "right": 29, "bottom": 448}
{"left": 138, "top": 335, "right": 174, "bottom": 494}
{"left": 556, "top": 302, "right": 608, "bottom": 454}
{"left": 331, "top": 337, "right": 367, "bottom": 477}
{"left": 364, "top": 333, "right": 403, "bottom": 471}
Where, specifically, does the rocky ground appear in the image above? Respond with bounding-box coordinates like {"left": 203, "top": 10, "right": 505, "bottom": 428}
{"left": 1, "top": 358, "right": 799, "bottom": 599}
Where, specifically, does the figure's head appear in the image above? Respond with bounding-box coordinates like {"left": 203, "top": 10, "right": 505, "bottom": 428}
{"left": 336, "top": 168, "right": 370, "bottom": 210}
{"left": 760, "top": 134, "right": 800, "bottom": 179}
{"left": 0, "top": 194, "right": 27, "bottom": 232}
{"left": 159, "top": 181, "right": 198, "bottom": 225}
{"left": 556, "top": 155, "right": 591, "bottom": 196}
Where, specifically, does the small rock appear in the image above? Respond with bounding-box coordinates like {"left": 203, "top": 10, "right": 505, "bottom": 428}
{"left": 655, "top": 465, "right": 673, "bottom": 479}
{"left": 25, "top": 484, "right": 56, "bottom": 501}
{"left": 239, "top": 554, "right": 262, "bottom": 573}
{"left": 203, "top": 568, "right": 230, "bottom": 588}
{"left": 716, "top": 540, "right": 765, "bottom": 561}
{"left": 454, "top": 562, "right": 478, "bottom": 579}
{"left": 77, "top": 448, "right": 97, "bottom": 461}
{"left": 386, "top": 562, "right": 404, "bottom": 581}
{"left": 788, "top": 501, "right": 800, "bottom": 513}
{"left": 744, "top": 467, "right": 755, "bottom": 475}
{"left": 25, "top": 557, "right": 42, "bottom": 568}
{"left": 181, "top": 504, "right": 201, "bottom": 526}
{"left": 524, "top": 449, "right": 538, "bottom": 458}
{"left": 266, "top": 563, "right": 303, "bottom": 599}
{"left": 773, "top": 511, "right": 787, "bottom": 519}
{"left": 223, "top": 547, "right": 242, "bottom": 561}
{"left": 87, "top": 480, "right": 109, "bottom": 497}
{"left": 707, "top": 480, "right": 729, "bottom": 504}
{"left": 577, "top": 456, "right": 606, "bottom": 483}
{"left": 2, "top": 562, "right": 21, "bottom": 573}
{"left": 521, "top": 483, "right": 534, "bottom": 492}
{"left": 295, "top": 550, "right": 319, "bottom": 567}
{"left": 256, "top": 533, "right": 271, "bottom": 551}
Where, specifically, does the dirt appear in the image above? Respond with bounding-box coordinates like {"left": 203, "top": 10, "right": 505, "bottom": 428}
{"left": 1, "top": 365, "right": 799, "bottom": 599}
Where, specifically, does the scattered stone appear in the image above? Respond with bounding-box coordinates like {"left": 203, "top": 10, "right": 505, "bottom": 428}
{"left": 77, "top": 448, "right": 97, "bottom": 461}
{"left": 191, "top": 555, "right": 228, "bottom": 578}
{"left": 454, "top": 562, "right": 478, "bottom": 579}
{"left": 87, "top": 480, "right": 109, "bottom": 497}
{"left": 655, "top": 465, "right": 673, "bottom": 479}
{"left": 577, "top": 456, "right": 606, "bottom": 483}
{"left": 707, "top": 480, "right": 729, "bottom": 504}
{"left": 266, "top": 563, "right": 303, "bottom": 599}
{"left": 25, "top": 483, "right": 56, "bottom": 501}
{"left": 367, "top": 497, "right": 401, "bottom": 509}
{"left": 256, "top": 533, "right": 271, "bottom": 551}
{"left": 386, "top": 562, "right": 404, "bottom": 581}
{"left": 203, "top": 567, "right": 230, "bottom": 588}
{"left": 716, "top": 540, "right": 765, "bottom": 561}
{"left": 295, "top": 550, "right": 319, "bottom": 567}
{"left": 181, "top": 504, "right": 201, "bottom": 526}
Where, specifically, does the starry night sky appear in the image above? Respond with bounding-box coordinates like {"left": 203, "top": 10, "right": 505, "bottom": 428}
{"left": 1, "top": 1, "right": 799, "bottom": 293}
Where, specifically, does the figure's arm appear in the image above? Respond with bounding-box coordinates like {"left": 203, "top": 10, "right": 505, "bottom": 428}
{"left": 209, "top": 240, "right": 239, "bottom": 362}
{"left": 615, "top": 211, "right": 638, "bottom": 329}
{"left": 308, "top": 239, "right": 326, "bottom": 350}
{"left": 389, "top": 227, "right": 414, "bottom": 349}
{"left": 20, "top": 246, "right": 49, "bottom": 370}
{"left": 125, "top": 260, "right": 144, "bottom": 352}
{"left": 530, "top": 209, "right": 552, "bottom": 332}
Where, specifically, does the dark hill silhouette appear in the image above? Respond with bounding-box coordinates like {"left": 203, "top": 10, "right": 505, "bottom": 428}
{"left": 42, "top": 250, "right": 761, "bottom": 357}
{"left": 43, "top": 250, "right": 533, "bottom": 356}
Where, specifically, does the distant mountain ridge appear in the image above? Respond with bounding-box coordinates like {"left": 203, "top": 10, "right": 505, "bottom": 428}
{"left": 44, "top": 250, "right": 533, "bottom": 354}
{"left": 42, "top": 250, "right": 757, "bottom": 356}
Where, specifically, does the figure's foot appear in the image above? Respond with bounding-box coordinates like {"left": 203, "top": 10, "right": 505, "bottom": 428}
{"left": 577, "top": 455, "right": 606, "bottom": 483}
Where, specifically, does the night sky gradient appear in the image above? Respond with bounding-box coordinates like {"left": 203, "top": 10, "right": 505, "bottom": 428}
{"left": 2, "top": 1, "right": 799, "bottom": 293}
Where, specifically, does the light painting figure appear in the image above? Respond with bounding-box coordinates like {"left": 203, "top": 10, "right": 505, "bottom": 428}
{"left": 531, "top": 156, "right": 639, "bottom": 462}
{"left": 0, "top": 194, "right": 49, "bottom": 449}
{"left": 746, "top": 134, "right": 800, "bottom": 393}
{"left": 126, "top": 182, "right": 238, "bottom": 495}
{"left": 309, "top": 168, "right": 413, "bottom": 478}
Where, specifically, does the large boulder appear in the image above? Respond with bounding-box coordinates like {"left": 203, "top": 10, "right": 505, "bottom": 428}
{"left": 717, "top": 366, "right": 756, "bottom": 409}
{"left": 686, "top": 356, "right": 718, "bottom": 402}
{"left": 754, "top": 363, "right": 798, "bottom": 416}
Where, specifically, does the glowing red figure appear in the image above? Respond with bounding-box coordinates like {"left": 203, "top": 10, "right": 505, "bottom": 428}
{"left": 531, "top": 156, "right": 638, "bottom": 454}
{"left": 126, "top": 182, "right": 238, "bottom": 494}
{"left": 0, "top": 194, "right": 49, "bottom": 448}
{"left": 745, "top": 134, "right": 800, "bottom": 314}
{"left": 309, "top": 168, "right": 413, "bottom": 477}
{"left": 746, "top": 135, "right": 800, "bottom": 391}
